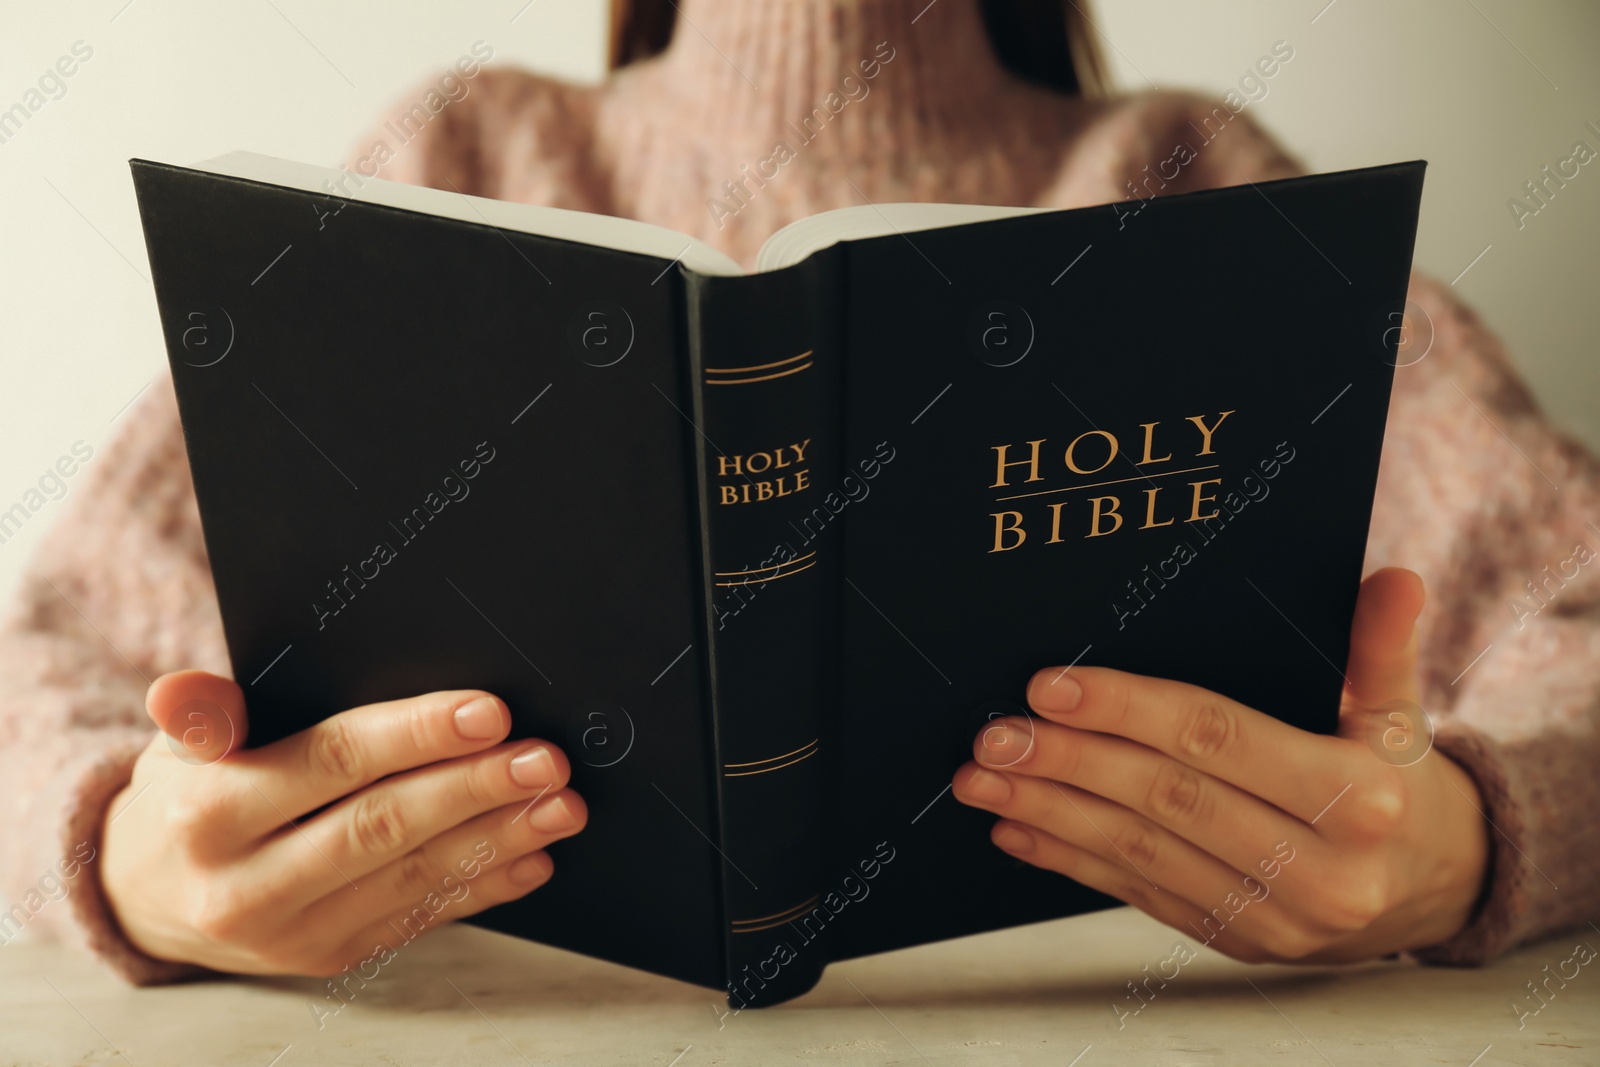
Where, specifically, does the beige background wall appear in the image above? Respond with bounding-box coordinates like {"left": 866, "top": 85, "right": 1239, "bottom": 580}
{"left": 1, "top": 1, "right": 1595, "bottom": 603}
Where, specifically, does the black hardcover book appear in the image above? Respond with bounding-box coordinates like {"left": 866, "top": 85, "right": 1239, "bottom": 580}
{"left": 130, "top": 152, "right": 1424, "bottom": 1007}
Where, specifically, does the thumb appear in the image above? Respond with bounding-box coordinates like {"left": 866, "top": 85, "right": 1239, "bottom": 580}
{"left": 146, "top": 669, "right": 249, "bottom": 764}
{"left": 1343, "top": 566, "right": 1425, "bottom": 710}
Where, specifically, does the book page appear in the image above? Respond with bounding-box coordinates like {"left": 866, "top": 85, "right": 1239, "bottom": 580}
{"left": 755, "top": 203, "right": 1050, "bottom": 273}
{"left": 190, "top": 151, "right": 746, "bottom": 277}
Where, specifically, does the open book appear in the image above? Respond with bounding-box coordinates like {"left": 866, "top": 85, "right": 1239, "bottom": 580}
{"left": 130, "top": 151, "right": 1425, "bottom": 1007}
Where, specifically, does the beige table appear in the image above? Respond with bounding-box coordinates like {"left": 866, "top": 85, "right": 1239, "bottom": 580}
{"left": 4, "top": 907, "right": 1594, "bottom": 1065}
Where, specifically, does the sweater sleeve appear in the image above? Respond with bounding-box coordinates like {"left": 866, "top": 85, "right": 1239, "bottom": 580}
{"left": 0, "top": 375, "right": 228, "bottom": 984}
{"left": 1369, "top": 272, "right": 1600, "bottom": 965}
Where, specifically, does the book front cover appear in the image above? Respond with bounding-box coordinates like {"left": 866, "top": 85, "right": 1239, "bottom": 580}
{"left": 817, "top": 162, "right": 1425, "bottom": 961}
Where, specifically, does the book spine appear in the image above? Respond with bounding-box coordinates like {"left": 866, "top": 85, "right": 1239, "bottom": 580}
{"left": 683, "top": 248, "right": 844, "bottom": 1009}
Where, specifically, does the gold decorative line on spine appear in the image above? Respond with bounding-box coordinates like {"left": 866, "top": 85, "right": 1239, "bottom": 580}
{"left": 704, "top": 349, "right": 812, "bottom": 374}
{"left": 993, "top": 463, "right": 1222, "bottom": 503}
{"left": 732, "top": 895, "right": 820, "bottom": 927}
{"left": 732, "top": 896, "right": 822, "bottom": 933}
{"left": 733, "top": 915, "right": 815, "bottom": 933}
{"left": 704, "top": 361, "right": 813, "bottom": 386}
{"left": 725, "top": 738, "right": 820, "bottom": 769}
{"left": 714, "top": 551, "right": 817, "bottom": 578}
{"left": 724, "top": 748, "right": 818, "bottom": 777}
{"left": 714, "top": 560, "right": 817, "bottom": 587}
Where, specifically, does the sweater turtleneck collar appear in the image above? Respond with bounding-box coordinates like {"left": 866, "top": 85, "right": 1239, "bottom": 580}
{"left": 637, "top": 0, "right": 1015, "bottom": 152}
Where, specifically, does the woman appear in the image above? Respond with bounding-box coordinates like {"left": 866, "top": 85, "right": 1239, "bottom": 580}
{"left": 1, "top": 0, "right": 1595, "bottom": 983}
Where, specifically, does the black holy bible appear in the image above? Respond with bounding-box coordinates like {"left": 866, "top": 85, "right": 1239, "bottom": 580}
{"left": 130, "top": 152, "right": 1424, "bottom": 1007}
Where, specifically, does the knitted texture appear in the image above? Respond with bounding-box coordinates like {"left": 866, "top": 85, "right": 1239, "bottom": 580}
{"left": 1, "top": 0, "right": 1595, "bottom": 983}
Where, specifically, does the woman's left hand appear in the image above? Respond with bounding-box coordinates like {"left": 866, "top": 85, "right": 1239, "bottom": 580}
{"left": 951, "top": 566, "right": 1492, "bottom": 963}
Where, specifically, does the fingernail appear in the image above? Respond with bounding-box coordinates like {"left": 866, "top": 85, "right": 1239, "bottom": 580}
{"left": 1031, "top": 673, "right": 1083, "bottom": 715}
{"left": 977, "top": 720, "right": 1034, "bottom": 767}
{"left": 510, "top": 745, "right": 557, "bottom": 787}
{"left": 507, "top": 852, "right": 550, "bottom": 886}
{"left": 961, "top": 768, "right": 1012, "bottom": 804}
{"left": 455, "top": 696, "right": 505, "bottom": 740}
{"left": 993, "top": 824, "right": 1036, "bottom": 855}
{"left": 526, "top": 794, "right": 577, "bottom": 833}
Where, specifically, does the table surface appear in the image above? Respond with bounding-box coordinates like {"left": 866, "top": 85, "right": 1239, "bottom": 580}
{"left": 4, "top": 906, "right": 1595, "bottom": 1066}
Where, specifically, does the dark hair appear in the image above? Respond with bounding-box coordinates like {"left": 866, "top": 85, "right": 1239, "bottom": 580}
{"left": 607, "top": 0, "right": 1109, "bottom": 97}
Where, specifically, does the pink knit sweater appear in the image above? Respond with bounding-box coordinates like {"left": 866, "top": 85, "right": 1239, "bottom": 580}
{"left": 3, "top": 0, "right": 1597, "bottom": 985}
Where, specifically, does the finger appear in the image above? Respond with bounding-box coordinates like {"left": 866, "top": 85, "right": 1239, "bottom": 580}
{"left": 312, "top": 850, "right": 558, "bottom": 978}
{"left": 255, "top": 738, "right": 570, "bottom": 904}
{"left": 952, "top": 762, "right": 1294, "bottom": 947}
{"left": 985, "top": 819, "right": 1265, "bottom": 963}
{"left": 299, "top": 789, "right": 586, "bottom": 937}
{"left": 974, "top": 716, "right": 1327, "bottom": 890}
{"left": 1022, "top": 665, "right": 1360, "bottom": 826}
{"left": 1343, "top": 567, "right": 1424, "bottom": 709}
{"left": 229, "top": 689, "right": 515, "bottom": 835}
{"left": 146, "top": 669, "right": 249, "bottom": 762}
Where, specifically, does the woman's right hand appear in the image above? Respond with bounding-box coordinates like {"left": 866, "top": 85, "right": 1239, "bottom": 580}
{"left": 100, "top": 669, "right": 586, "bottom": 977}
